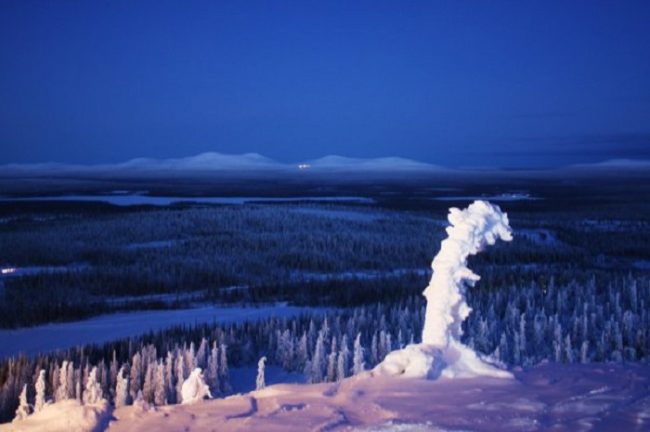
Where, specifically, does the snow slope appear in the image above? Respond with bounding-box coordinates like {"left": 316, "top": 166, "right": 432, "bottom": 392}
{"left": 9, "top": 362, "right": 646, "bottom": 432}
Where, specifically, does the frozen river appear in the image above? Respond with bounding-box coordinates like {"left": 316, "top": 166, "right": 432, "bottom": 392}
{"left": 0, "top": 303, "right": 323, "bottom": 358}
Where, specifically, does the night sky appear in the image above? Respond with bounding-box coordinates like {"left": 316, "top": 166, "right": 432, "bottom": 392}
{"left": 1, "top": 1, "right": 649, "bottom": 168}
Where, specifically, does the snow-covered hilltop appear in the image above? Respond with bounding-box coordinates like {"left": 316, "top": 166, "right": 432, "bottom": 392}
{"left": 4, "top": 200, "right": 650, "bottom": 431}
{"left": 0, "top": 152, "right": 444, "bottom": 176}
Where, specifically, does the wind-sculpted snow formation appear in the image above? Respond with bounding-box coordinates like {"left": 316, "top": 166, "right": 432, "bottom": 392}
{"left": 373, "top": 200, "right": 513, "bottom": 379}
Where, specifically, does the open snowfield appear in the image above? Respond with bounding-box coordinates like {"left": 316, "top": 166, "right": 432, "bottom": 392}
{"left": 0, "top": 304, "right": 323, "bottom": 357}
{"left": 5, "top": 362, "right": 649, "bottom": 432}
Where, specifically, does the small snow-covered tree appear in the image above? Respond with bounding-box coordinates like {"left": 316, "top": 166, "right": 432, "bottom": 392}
{"left": 256, "top": 356, "right": 267, "bottom": 391}
{"left": 14, "top": 385, "right": 30, "bottom": 421}
{"left": 83, "top": 367, "right": 103, "bottom": 405}
{"left": 181, "top": 368, "right": 212, "bottom": 404}
{"left": 352, "top": 333, "right": 365, "bottom": 375}
{"left": 115, "top": 366, "right": 129, "bottom": 408}
{"left": 34, "top": 370, "right": 46, "bottom": 414}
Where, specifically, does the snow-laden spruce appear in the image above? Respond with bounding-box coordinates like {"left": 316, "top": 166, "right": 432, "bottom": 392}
{"left": 373, "top": 200, "right": 513, "bottom": 379}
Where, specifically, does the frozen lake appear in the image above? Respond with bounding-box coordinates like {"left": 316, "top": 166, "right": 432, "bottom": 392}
{"left": 0, "top": 303, "right": 324, "bottom": 358}
{"left": 0, "top": 194, "right": 375, "bottom": 206}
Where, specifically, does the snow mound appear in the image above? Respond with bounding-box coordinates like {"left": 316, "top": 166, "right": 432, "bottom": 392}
{"left": 373, "top": 341, "right": 510, "bottom": 380}
{"left": 374, "top": 200, "right": 512, "bottom": 380}
{"left": 2, "top": 400, "right": 110, "bottom": 432}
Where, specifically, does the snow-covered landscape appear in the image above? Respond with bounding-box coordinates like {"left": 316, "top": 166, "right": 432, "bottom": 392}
{"left": 2, "top": 2, "right": 650, "bottom": 429}
{"left": 3, "top": 198, "right": 650, "bottom": 431}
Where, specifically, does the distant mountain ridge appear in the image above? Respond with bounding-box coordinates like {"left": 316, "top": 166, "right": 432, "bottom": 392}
{"left": 1, "top": 152, "right": 649, "bottom": 175}
{"left": 1, "top": 152, "right": 444, "bottom": 174}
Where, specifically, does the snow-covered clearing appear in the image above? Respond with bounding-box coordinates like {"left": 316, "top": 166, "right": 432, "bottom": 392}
{"left": 0, "top": 303, "right": 324, "bottom": 358}
{"left": 0, "top": 195, "right": 375, "bottom": 206}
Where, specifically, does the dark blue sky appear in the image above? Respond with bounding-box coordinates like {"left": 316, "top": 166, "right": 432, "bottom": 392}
{"left": 1, "top": 1, "right": 649, "bottom": 168}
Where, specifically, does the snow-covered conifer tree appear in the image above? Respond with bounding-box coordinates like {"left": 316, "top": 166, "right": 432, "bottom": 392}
{"left": 206, "top": 343, "right": 220, "bottom": 397}
{"left": 337, "top": 335, "right": 350, "bottom": 381}
{"left": 175, "top": 353, "right": 185, "bottom": 404}
{"left": 181, "top": 368, "right": 212, "bottom": 404}
{"left": 83, "top": 367, "right": 103, "bottom": 405}
{"left": 327, "top": 336, "right": 338, "bottom": 382}
{"left": 115, "top": 366, "right": 129, "bottom": 408}
{"left": 130, "top": 353, "right": 142, "bottom": 401}
{"left": 219, "top": 344, "right": 231, "bottom": 394}
{"left": 256, "top": 356, "right": 266, "bottom": 391}
{"left": 56, "top": 360, "right": 69, "bottom": 402}
{"left": 142, "top": 362, "right": 155, "bottom": 403}
{"left": 353, "top": 333, "right": 365, "bottom": 375}
{"left": 34, "top": 370, "right": 46, "bottom": 414}
{"left": 196, "top": 338, "right": 208, "bottom": 370}
{"left": 311, "top": 331, "right": 326, "bottom": 383}
{"left": 154, "top": 361, "right": 167, "bottom": 406}
{"left": 14, "top": 384, "right": 30, "bottom": 421}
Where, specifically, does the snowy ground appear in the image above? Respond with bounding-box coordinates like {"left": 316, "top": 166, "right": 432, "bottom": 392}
{"left": 107, "top": 363, "right": 650, "bottom": 432}
{"left": 0, "top": 303, "right": 324, "bottom": 357}
{"left": 9, "top": 362, "right": 648, "bottom": 432}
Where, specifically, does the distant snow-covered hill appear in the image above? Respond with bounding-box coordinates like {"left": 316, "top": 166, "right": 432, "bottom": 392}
{"left": 0, "top": 152, "right": 445, "bottom": 176}
{"left": 303, "top": 155, "right": 444, "bottom": 172}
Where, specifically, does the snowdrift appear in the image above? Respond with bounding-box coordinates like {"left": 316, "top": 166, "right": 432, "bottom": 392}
{"left": 1, "top": 400, "right": 110, "bottom": 432}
